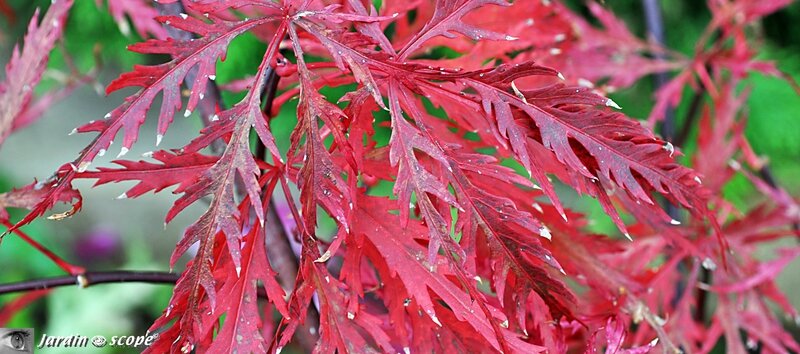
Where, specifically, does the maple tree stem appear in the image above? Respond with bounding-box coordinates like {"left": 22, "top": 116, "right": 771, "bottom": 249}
{"left": 674, "top": 90, "right": 704, "bottom": 147}
{"left": 0, "top": 270, "right": 271, "bottom": 300}
{"left": 257, "top": 65, "right": 322, "bottom": 350}
{"left": 642, "top": 0, "right": 710, "bottom": 332}
{"left": 156, "top": 3, "right": 319, "bottom": 350}
{"left": 758, "top": 165, "right": 800, "bottom": 233}
{"left": 642, "top": 0, "right": 675, "bottom": 142}
{"left": 676, "top": 30, "right": 720, "bottom": 148}
{"left": 642, "top": 0, "right": 681, "bottom": 224}
{"left": 0, "top": 271, "right": 179, "bottom": 295}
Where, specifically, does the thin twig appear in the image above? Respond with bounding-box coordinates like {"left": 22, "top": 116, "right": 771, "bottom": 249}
{"left": 0, "top": 270, "right": 270, "bottom": 299}
{"left": 758, "top": 165, "right": 800, "bottom": 233}
{"left": 643, "top": 0, "right": 680, "bottom": 221}
{"left": 257, "top": 65, "right": 322, "bottom": 349}
{"left": 0, "top": 271, "right": 178, "bottom": 295}
{"left": 155, "top": 3, "right": 319, "bottom": 350}
{"left": 642, "top": 1, "right": 689, "bottom": 350}
{"left": 674, "top": 91, "right": 704, "bottom": 147}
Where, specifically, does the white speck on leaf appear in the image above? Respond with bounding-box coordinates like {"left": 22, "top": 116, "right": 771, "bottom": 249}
{"left": 77, "top": 161, "right": 91, "bottom": 173}
{"left": 538, "top": 226, "right": 551, "bottom": 240}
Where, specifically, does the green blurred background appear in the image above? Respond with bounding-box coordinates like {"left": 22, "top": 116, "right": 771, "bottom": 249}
{"left": 0, "top": 0, "right": 798, "bottom": 352}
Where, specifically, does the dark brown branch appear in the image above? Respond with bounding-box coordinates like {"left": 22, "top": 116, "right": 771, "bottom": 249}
{"left": 0, "top": 271, "right": 178, "bottom": 295}
{"left": 643, "top": 0, "right": 680, "bottom": 222}
{"left": 156, "top": 3, "right": 319, "bottom": 350}
{"left": 674, "top": 90, "right": 704, "bottom": 147}
{"left": 0, "top": 271, "right": 271, "bottom": 298}
{"left": 758, "top": 165, "right": 800, "bottom": 233}
{"left": 257, "top": 65, "right": 321, "bottom": 349}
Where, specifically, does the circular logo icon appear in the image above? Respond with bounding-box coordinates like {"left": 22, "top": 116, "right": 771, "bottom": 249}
{"left": 91, "top": 335, "right": 107, "bottom": 347}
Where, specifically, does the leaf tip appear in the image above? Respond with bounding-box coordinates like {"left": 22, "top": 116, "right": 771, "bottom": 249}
{"left": 605, "top": 98, "right": 621, "bottom": 110}
{"left": 623, "top": 232, "right": 633, "bottom": 241}
{"left": 315, "top": 250, "right": 332, "bottom": 263}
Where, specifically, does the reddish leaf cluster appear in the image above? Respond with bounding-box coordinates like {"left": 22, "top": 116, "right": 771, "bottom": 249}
{"left": 1, "top": 0, "right": 798, "bottom": 353}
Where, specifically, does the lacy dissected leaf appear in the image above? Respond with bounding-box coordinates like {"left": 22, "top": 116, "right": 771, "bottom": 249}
{"left": 92, "top": 12, "right": 277, "bottom": 156}
{"left": 101, "top": 0, "right": 168, "bottom": 39}
{"left": 290, "top": 5, "right": 395, "bottom": 109}
{"left": 4, "top": 0, "right": 799, "bottom": 353}
{"left": 4, "top": 9, "right": 281, "bottom": 235}
{"left": 75, "top": 150, "right": 218, "bottom": 199}
{"left": 170, "top": 114, "right": 263, "bottom": 271}
{"left": 386, "top": 85, "right": 462, "bottom": 261}
{"left": 588, "top": 317, "right": 659, "bottom": 354}
{"left": 455, "top": 62, "right": 710, "bottom": 230}
{"left": 293, "top": 20, "right": 693, "bottom": 235}
{"left": 388, "top": 89, "right": 576, "bottom": 346}
{"left": 287, "top": 24, "right": 354, "bottom": 234}
{"left": 146, "top": 246, "right": 218, "bottom": 354}
{"left": 147, "top": 11, "right": 288, "bottom": 353}
{"left": 0, "top": 0, "right": 73, "bottom": 147}
{"left": 0, "top": 179, "right": 80, "bottom": 223}
{"left": 548, "top": 1, "right": 678, "bottom": 88}
{"left": 440, "top": 0, "right": 678, "bottom": 88}
{"left": 398, "top": 0, "right": 512, "bottom": 59}
{"left": 306, "top": 262, "right": 394, "bottom": 353}
{"left": 353, "top": 196, "right": 544, "bottom": 353}
{"left": 208, "top": 219, "right": 289, "bottom": 354}
{"left": 344, "top": 0, "right": 395, "bottom": 54}
{"left": 147, "top": 115, "right": 265, "bottom": 353}
{"left": 447, "top": 153, "right": 577, "bottom": 325}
